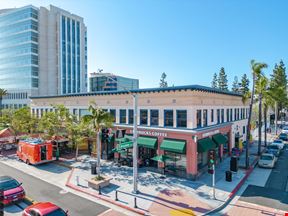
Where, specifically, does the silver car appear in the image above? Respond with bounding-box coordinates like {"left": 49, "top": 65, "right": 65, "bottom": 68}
{"left": 258, "top": 153, "right": 276, "bottom": 168}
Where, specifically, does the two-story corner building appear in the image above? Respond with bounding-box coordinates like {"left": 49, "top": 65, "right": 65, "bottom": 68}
{"left": 30, "top": 85, "right": 249, "bottom": 179}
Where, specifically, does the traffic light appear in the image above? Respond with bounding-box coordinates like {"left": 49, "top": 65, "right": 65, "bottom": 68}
{"left": 208, "top": 149, "right": 216, "bottom": 174}
{"left": 208, "top": 149, "right": 215, "bottom": 165}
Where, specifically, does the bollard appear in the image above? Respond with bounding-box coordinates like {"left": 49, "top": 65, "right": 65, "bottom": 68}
{"left": 98, "top": 185, "right": 101, "bottom": 195}
{"left": 115, "top": 190, "right": 118, "bottom": 201}
{"left": 134, "top": 197, "right": 137, "bottom": 208}
{"left": 76, "top": 176, "right": 80, "bottom": 186}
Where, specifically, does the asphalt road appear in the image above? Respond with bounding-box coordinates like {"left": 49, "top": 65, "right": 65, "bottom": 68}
{"left": 0, "top": 162, "right": 109, "bottom": 216}
{"left": 240, "top": 147, "right": 288, "bottom": 211}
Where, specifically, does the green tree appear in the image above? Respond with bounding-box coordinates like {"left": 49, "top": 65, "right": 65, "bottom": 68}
{"left": 67, "top": 117, "right": 93, "bottom": 161}
{"left": 0, "top": 109, "right": 14, "bottom": 129}
{"left": 245, "top": 60, "right": 267, "bottom": 168}
{"left": 39, "top": 111, "right": 61, "bottom": 139}
{"left": 211, "top": 73, "right": 218, "bottom": 88}
{"left": 270, "top": 60, "right": 287, "bottom": 123}
{"left": 0, "top": 88, "right": 7, "bottom": 116}
{"left": 83, "top": 102, "right": 114, "bottom": 177}
{"left": 159, "top": 72, "right": 168, "bottom": 87}
{"left": 240, "top": 74, "right": 250, "bottom": 95}
{"left": 217, "top": 67, "right": 228, "bottom": 90}
{"left": 38, "top": 105, "right": 72, "bottom": 139}
{"left": 232, "top": 76, "right": 240, "bottom": 92}
{"left": 10, "top": 107, "right": 38, "bottom": 139}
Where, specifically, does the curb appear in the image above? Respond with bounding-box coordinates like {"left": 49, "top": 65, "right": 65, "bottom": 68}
{"left": 65, "top": 168, "right": 147, "bottom": 216}
{"left": 24, "top": 196, "right": 36, "bottom": 205}
{"left": 204, "top": 149, "right": 264, "bottom": 215}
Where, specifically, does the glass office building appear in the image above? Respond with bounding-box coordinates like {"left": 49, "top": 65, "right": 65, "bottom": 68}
{"left": 0, "top": 6, "right": 39, "bottom": 108}
{"left": 0, "top": 5, "right": 87, "bottom": 108}
{"left": 89, "top": 73, "right": 139, "bottom": 92}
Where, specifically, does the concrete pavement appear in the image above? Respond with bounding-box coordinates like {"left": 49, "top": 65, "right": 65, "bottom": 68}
{"left": 0, "top": 162, "right": 109, "bottom": 216}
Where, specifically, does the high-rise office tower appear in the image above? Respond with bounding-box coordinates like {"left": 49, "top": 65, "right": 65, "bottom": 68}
{"left": 0, "top": 5, "right": 87, "bottom": 109}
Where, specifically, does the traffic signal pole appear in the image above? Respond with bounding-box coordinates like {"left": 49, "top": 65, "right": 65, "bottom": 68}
{"left": 212, "top": 164, "right": 216, "bottom": 200}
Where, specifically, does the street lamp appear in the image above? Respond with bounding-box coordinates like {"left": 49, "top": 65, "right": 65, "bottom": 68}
{"left": 100, "top": 71, "right": 139, "bottom": 194}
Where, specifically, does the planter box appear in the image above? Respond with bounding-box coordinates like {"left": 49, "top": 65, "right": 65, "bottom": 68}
{"left": 88, "top": 176, "right": 112, "bottom": 190}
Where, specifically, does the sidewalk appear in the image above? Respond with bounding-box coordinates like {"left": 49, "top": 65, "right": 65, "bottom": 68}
{"left": 64, "top": 135, "right": 274, "bottom": 216}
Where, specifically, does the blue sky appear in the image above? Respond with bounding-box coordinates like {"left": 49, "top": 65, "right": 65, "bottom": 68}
{"left": 1, "top": 0, "right": 287, "bottom": 88}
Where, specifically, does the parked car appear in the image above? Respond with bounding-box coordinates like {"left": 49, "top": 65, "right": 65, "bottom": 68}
{"left": 23, "top": 202, "right": 68, "bottom": 216}
{"left": 272, "top": 139, "right": 285, "bottom": 150}
{"left": 278, "top": 133, "right": 288, "bottom": 142}
{"left": 258, "top": 153, "right": 276, "bottom": 168}
{"left": 0, "top": 176, "right": 25, "bottom": 205}
{"left": 266, "top": 145, "right": 281, "bottom": 157}
{"left": 281, "top": 126, "right": 288, "bottom": 134}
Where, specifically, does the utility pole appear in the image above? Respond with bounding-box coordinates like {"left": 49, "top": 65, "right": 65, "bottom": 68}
{"left": 132, "top": 94, "right": 138, "bottom": 194}
{"left": 212, "top": 164, "right": 216, "bottom": 200}
{"left": 105, "top": 72, "right": 139, "bottom": 194}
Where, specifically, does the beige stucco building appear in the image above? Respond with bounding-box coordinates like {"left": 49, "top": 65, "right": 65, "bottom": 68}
{"left": 31, "top": 85, "right": 249, "bottom": 179}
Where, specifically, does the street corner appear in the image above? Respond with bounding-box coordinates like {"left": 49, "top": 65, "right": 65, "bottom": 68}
{"left": 148, "top": 189, "right": 212, "bottom": 216}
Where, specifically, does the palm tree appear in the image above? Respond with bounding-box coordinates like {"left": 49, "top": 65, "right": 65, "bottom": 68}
{"left": 262, "top": 87, "right": 273, "bottom": 147}
{"left": 83, "top": 102, "right": 113, "bottom": 177}
{"left": 245, "top": 60, "right": 267, "bottom": 168}
{"left": 0, "top": 88, "right": 7, "bottom": 116}
{"left": 255, "top": 75, "right": 268, "bottom": 155}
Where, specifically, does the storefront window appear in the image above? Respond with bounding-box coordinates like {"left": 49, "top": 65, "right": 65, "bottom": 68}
{"left": 110, "top": 109, "right": 116, "bottom": 123}
{"left": 221, "top": 109, "right": 224, "bottom": 123}
{"left": 230, "top": 108, "right": 233, "bottom": 121}
{"left": 217, "top": 109, "right": 220, "bottom": 124}
{"left": 128, "top": 109, "right": 134, "bottom": 124}
{"left": 150, "top": 110, "right": 159, "bottom": 126}
{"left": 196, "top": 110, "right": 202, "bottom": 128}
{"left": 177, "top": 110, "right": 187, "bottom": 128}
{"left": 164, "top": 110, "right": 173, "bottom": 127}
{"left": 120, "top": 109, "right": 126, "bottom": 124}
{"left": 197, "top": 152, "right": 208, "bottom": 169}
{"left": 203, "top": 109, "right": 207, "bottom": 127}
{"left": 140, "top": 109, "right": 148, "bottom": 125}
{"left": 165, "top": 151, "right": 187, "bottom": 174}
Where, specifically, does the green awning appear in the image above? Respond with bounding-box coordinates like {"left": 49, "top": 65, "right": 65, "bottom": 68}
{"left": 119, "top": 141, "right": 133, "bottom": 149}
{"left": 115, "top": 134, "right": 133, "bottom": 143}
{"left": 137, "top": 136, "right": 158, "bottom": 149}
{"left": 151, "top": 155, "right": 172, "bottom": 163}
{"left": 160, "top": 139, "right": 186, "bottom": 154}
{"left": 112, "top": 141, "right": 133, "bottom": 153}
{"left": 197, "top": 138, "right": 216, "bottom": 153}
{"left": 212, "top": 133, "right": 228, "bottom": 147}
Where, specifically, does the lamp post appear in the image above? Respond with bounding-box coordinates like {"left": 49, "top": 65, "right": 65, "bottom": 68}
{"left": 102, "top": 71, "right": 138, "bottom": 193}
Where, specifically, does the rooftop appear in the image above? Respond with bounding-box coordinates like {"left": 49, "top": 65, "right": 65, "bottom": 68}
{"left": 31, "top": 84, "right": 243, "bottom": 99}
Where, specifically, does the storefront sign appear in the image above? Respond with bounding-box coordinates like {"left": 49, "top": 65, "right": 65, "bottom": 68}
{"left": 202, "top": 130, "right": 219, "bottom": 138}
{"left": 128, "top": 129, "right": 167, "bottom": 137}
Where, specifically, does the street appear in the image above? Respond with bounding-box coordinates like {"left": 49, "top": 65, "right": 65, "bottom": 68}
{"left": 239, "top": 147, "right": 288, "bottom": 211}
{"left": 0, "top": 162, "right": 109, "bottom": 216}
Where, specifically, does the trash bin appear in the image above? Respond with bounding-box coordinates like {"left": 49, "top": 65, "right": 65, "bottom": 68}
{"left": 226, "top": 171, "right": 232, "bottom": 182}
{"left": 91, "top": 162, "right": 97, "bottom": 175}
{"left": 230, "top": 156, "right": 238, "bottom": 172}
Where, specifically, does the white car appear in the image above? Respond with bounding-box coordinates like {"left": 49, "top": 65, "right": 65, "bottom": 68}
{"left": 258, "top": 153, "right": 276, "bottom": 168}
{"left": 281, "top": 126, "right": 288, "bottom": 134}
{"left": 272, "top": 139, "right": 284, "bottom": 150}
